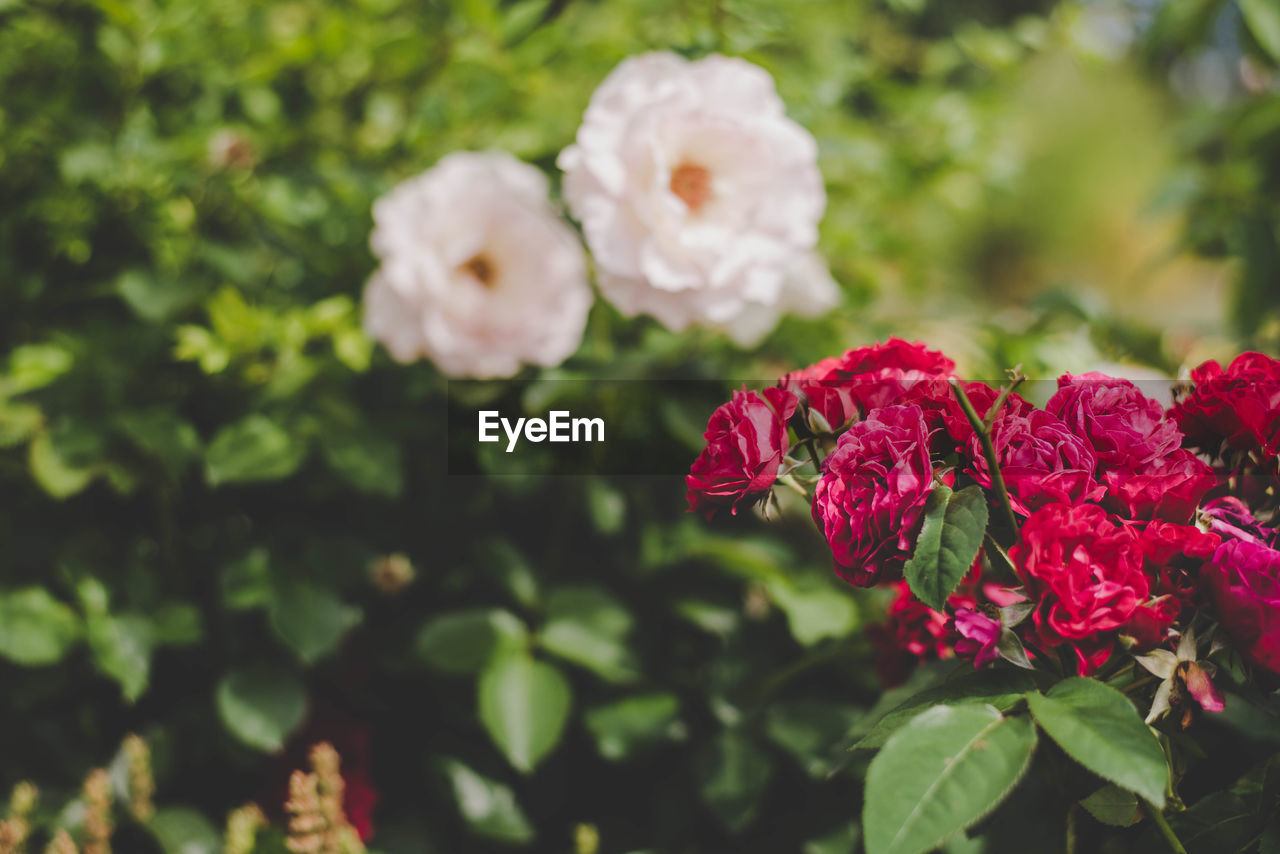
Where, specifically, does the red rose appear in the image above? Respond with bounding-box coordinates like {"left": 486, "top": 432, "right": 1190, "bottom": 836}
{"left": 686, "top": 386, "right": 798, "bottom": 518}
{"left": 1171, "top": 352, "right": 1280, "bottom": 457}
{"left": 1047, "top": 373, "right": 1183, "bottom": 470}
{"left": 1011, "top": 503, "right": 1165, "bottom": 674}
{"left": 1201, "top": 496, "right": 1275, "bottom": 547}
{"left": 813, "top": 405, "right": 940, "bottom": 587}
{"left": 780, "top": 338, "right": 954, "bottom": 431}
{"left": 965, "top": 410, "right": 1104, "bottom": 517}
{"left": 1202, "top": 539, "right": 1280, "bottom": 675}
{"left": 953, "top": 608, "right": 1002, "bottom": 668}
{"left": 940, "top": 381, "right": 1034, "bottom": 448}
{"left": 1102, "top": 449, "right": 1216, "bottom": 524}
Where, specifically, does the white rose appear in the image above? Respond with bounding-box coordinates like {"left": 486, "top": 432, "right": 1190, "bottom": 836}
{"left": 558, "top": 52, "right": 836, "bottom": 345}
{"left": 363, "top": 152, "right": 591, "bottom": 378}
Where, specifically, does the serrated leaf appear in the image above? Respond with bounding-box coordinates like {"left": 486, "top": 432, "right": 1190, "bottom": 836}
{"left": 863, "top": 704, "right": 1037, "bottom": 854}
{"left": 478, "top": 650, "right": 571, "bottom": 773}
{"left": 1079, "top": 784, "right": 1142, "bottom": 827}
{"left": 0, "top": 587, "right": 81, "bottom": 666}
{"left": 216, "top": 664, "right": 307, "bottom": 752}
{"left": 205, "top": 414, "right": 306, "bottom": 486}
{"left": 1026, "top": 678, "right": 1168, "bottom": 808}
{"left": 441, "top": 760, "right": 534, "bottom": 844}
{"left": 415, "top": 609, "right": 526, "bottom": 675}
{"left": 904, "top": 485, "right": 988, "bottom": 611}
{"left": 539, "top": 586, "right": 638, "bottom": 683}
{"left": 854, "top": 668, "right": 1035, "bottom": 749}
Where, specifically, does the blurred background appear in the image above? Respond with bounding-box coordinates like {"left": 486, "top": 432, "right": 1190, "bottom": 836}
{"left": 0, "top": 0, "right": 1278, "bottom": 851}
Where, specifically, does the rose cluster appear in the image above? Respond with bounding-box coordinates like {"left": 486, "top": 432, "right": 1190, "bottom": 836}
{"left": 688, "top": 341, "right": 1280, "bottom": 716}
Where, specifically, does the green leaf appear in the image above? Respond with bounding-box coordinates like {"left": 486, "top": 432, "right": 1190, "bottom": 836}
{"left": 117, "top": 270, "right": 204, "bottom": 322}
{"left": 217, "top": 664, "right": 307, "bottom": 752}
{"left": 318, "top": 423, "right": 403, "bottom": 497}
{"left": 478, "top": 650, "right": 571, "bottom": 773}
{"left": 854, "top": 668, "right": 1035, "bottom": 749}
{"left": 1079, "top": 784, "right": 1142, "bottom": 827}
{"left": 1026, "top": 677, "right": 1168, "bottom": 808}
{"left": 0, "top": 587, "right": 81, "bottom": 666}
{"left": 863, "top": 705, "right": 1037, "bottom": 854}
{"left": 539, "top": 586, "right": 638, "bottom": 683}
{"left": 765, "top": 575, "right": 859, "bottom": 647}
{"left": 441, "top": 760, "right": 534, "bottom": 844}
{"left": 804, "top": 823, "right": 860, "bottom": 854}
{"left": 220, "top": 549, "right": 274, "bottom": 612}
{"left": 696, "top": 730, "right": 774, "bottom": 832}
{"left": 116, "top": 409, "right": 202, "bottom": 477}
{"left": 29, "top": 430, "right": 95, "bottom": 499}
{"left": 268, "top": 581, "right": 362, "bottom": 665}
{"left": 1241, "top": 0, "right": 1280, "bottom": 62}
{"left": 5, "top": 343, "right": 73, "bottom": 395}
{"left": 147, "top": 807, "right": 221, "bottom": 854}
{"left": 415, "top": 609, "right": 527, "bottom": 675}
{"left": 151, "top": 603, "right": 203, "bottom": 646}
{"left": 584, "top": 693, "right": 683, "bottom": 761}
{"left": 87, "top": 613, "right": 154, "bottom": 702}
{"left": 903, "top": 485, "right": 989, "bottom": 611}
{"left": 205, "top": 414, "right": 307, "bottom": 486}
{"left": 765, "top": 700, "right": 858, "bottom": 779}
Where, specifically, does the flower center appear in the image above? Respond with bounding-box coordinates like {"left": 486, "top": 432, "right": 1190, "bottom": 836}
{"left": 669, "top": 162, "right": 712, "bottom": 212}
{"left": 459, "top": 253, "right": 497, "bottom": 288}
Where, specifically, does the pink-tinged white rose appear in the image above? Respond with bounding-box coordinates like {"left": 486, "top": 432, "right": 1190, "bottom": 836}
{"left": 558, "top": 52, "right": 834, "bottom": 344}
{"left": 363, "top": 152, "right": 591, "bottom": 378}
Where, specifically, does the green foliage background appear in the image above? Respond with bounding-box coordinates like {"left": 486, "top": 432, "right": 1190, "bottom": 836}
{"left": 0, "top": 0, "right": 1277, "bottom": 851}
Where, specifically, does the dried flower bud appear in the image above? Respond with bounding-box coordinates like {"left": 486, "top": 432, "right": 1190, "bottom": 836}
{"left": 368, "top": 554, "right": 415, "bottom": 594}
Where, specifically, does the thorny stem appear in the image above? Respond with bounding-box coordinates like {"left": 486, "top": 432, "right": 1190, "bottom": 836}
{"left": 950, "top": 379, "right": 1020, "bottom": 542}
{"left": 1142, "top": 800, "right": 1189, "bottom": 854}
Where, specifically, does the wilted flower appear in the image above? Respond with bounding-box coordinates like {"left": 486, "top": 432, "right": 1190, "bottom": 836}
{"left": 1135, "top": 627, "right": 1225, "bottom": 726}
{"left": 363, "top": 151, "right": 591, "bottom": 378}
{"left": 686, "top": 386, "right": 798, "bottom": 518}
{"left": 559, "top": 52, "right": 834, "bottom": 344}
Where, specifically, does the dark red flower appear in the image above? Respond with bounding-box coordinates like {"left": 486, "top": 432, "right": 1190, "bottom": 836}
{"left": 1103, "top": 449, "right": 1216, "bottom": 524}
{"left": 1047, "top": 373, "right": 1182, "bottom": 470}
{"left": 1202, "top": 538, "right": 1280, "bottom": 675}
{"left": 1011, "top": 503, "right": 1166, "bottom": 674}
{"left": 939, "top": 381, "right": 1034, "bottom": 448}
{"left": 780, "top": 338, "right": 954, "bottom": 430}
{"left": 953, "top": 608, "right": 1002, "bottom": 668}
{"left": 1171, "top": 352, "right": 1280, "bottom": 458}
{"left": 686, "top": 386, "right": 798, "bottom": 518}
{"left": 813, "top": 405, "right": 939, "bottom": 587}
{"left": 965, "top": 410, "right": 1105, "bottom": 517}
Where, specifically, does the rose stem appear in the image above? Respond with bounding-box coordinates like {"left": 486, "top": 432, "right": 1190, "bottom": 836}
{"left": 1142, "top": 801, "right": 1188, "bottom": 854}
{"left": 950, "top": 379, "right": 1020, "bottom": 541}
